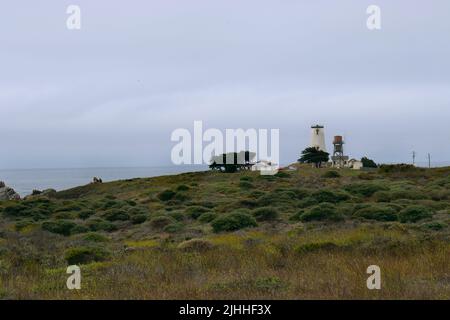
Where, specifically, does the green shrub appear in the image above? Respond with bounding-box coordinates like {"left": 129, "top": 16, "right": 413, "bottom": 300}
{"left": 2, "top": 204, "right": 28, "bottom": 217}
{"left": 103, "top": 209, "right": 130, "bottom": 222}
{"left": 249, "top": 190, "right": 266, "bottom": 199}
{"left": 385, "top": 203, "right": 404, "bottom": 212}
{"left": 163, "top": 223, "right": 183, "bottom": 233}
{"left": 15, "top": 220, "right": 33, "bottom": 231}
{"left": 101, "top": 200, "right": 120, "bottom": 209}
{"left": 70, "top": 224, "right": 89, "bottom": 234}
{"left": 239, "top": 181, "right": 254, "bottom": 189}
{"left": 157, "top": 190, "right": 176, "bottom": 201}
{"left": 187, "top": 201, "right": 216, "bottom": 209}
{"left": 322, "top": 170, "right": 341, "bottom": 178}
{"left": 230, "top": 208, "right": 252, "bottom": 215}
{"left": 167, "top": 211, "right": 184, "bottom": 221}
{"left": 176, "top": 184, "right": 190, "bottom": 191}
{"left": 42, "top": 220, "right": 77, "bottom": 236}
{"left": 255, "top": 276, "right": 285, "bottom": 291}
{"left": 54, "top": 211, "right": 77, "bottom": 220}
{"left": 274, "top": 171, "right": 290, "bottom": 178}
{"left": 83, "top": 232, "right": 109, "bottom": 242}
{"left": 125, "top": 200, "right": 137, "bottom": 206}
{"left": 353, "top": 205, "right": 398, "bottom": 221}
{"left": 358, "top": 172, "right": 376, "bottom": 180}
{"left": 78, "top": 209, "right": 95, "bottom": 220}
{"left": 64, "top": 246, "right": 110, "bottom": 265}
{"left": 379, "top": 164, "right": 420, "bottom": 173}
{"left": 421, "top": 221, "right": 447, "bottom": 231}
{"left": 361, "top": 157, "right": 378, "bottom": 168}
{"left": 344, "top": 183, "right": 388, "bottom": 197}
{"left": 415, "top": 200, "right": 450, "bottom": 211}
{"left": 373, "top": 191, "right": 392, "bottom": 202}
{"left": 311, "top": 189, "right": 350, "bottom": 203}
{"left": 131, "top": 214, "right": 147, "bottom": 224}
{"left": 389, "top": 190, "right": 429, "bottom": 200}
{"left": 57, "top": 203, "right": 82, "bottom": 212}
{"left": 289, "top": 210, "right": 304, "bottom": 221}
{"left": 87, "top": 219, "right": 117, "bottom": 232}
{"left": 399, "top": 206, "right": 433, "bottom": 223}
{"left": 298, "top": 197, "right": 319, "bottom": 209}
{"left": 185, "top": 206, "right": 210, "bottom": 219}
{"left": 258, "top": 190, "right": 298, "bottom": 207}
{"left": 294, "top": 188, "right": 312, "bottom": 199}
{"left": 336, "top": 203, "right": 358, "bottom": 217}
{"left": 198, "top": 212, "right": 217, "bottom": 223}
{"left": 27, "top": 208, "right": 52, "bottom": 221}
{"left": 428, "top": 188, "right": 450, "bottom": 201}
{"left": 150, "top": 216, "right": 175, "bottom": 229}
{"left": 127, "top": 207, "right": 148, "bottom": 215}
{"left": 299, "top": 203, "right": 343, "bottom": 222}
{"left": 239, "top": 199, "right": 258, "bottom": 208}
{"left": 174, "top": 192, "right": 190, "bottom": 202}
{"left": 211, "top": 212, "right": 257, "bottom": 232}
{"left": 252, "top": 207, "right": 279, "bottom": 221}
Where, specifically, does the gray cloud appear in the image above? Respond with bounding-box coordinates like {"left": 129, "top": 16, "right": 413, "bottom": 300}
{"left": 0, "top": 0, "right": 449, "bottom": 168}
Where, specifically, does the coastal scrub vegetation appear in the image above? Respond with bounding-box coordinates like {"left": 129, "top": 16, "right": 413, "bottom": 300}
{"left": 0, "top": 163, "right": 449, "bottom": 299}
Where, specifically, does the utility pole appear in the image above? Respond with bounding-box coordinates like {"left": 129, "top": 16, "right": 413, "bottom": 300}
{"left": 428, "top": 153, "right": 431, "bottom": 168}
{"left": 412, "top": 151, "right": 416, "bottom": 165}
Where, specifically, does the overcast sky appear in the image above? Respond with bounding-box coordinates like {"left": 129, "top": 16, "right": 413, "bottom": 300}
{"left": 1, "top": 0, "right": 449, "bottom": 169}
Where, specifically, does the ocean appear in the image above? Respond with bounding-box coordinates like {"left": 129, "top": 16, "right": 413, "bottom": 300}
{"left": 1, "top": 162, "right": 449, "bottom": 198}
{"left": 0, "top": 166, "right": 207, "bottom": 197}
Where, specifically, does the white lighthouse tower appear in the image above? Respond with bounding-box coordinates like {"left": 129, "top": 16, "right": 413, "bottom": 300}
{"left": 310, "top": 124, "right": 326, "bottom": 152}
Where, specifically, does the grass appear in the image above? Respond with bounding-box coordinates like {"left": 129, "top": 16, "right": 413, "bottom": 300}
{"left": 0, "top": 164, "right": 449, "bottom": 299}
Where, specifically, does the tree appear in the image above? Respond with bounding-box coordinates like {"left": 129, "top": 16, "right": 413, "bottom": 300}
{"left": 209, "top": 151, "right": 256, "bottom": 173}
{"left": 361, "top": 157, "right": 378, "bottom": 168}
{"left": 298, "top": 147, "right": 329, "bottom": 168}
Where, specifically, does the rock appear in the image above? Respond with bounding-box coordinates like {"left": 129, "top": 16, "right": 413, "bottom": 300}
{"left": 24, "top": 188, "right": 56, "bottom": 200}
{"left": 92, "top": 177, "right": 103, "bottom": 183}
{"left": 41, "top": 188, "right": 57, "bottom": 196}
{"left": 32, "top": 189, "right": 42, "bottom": 196}
{"left": 0, "top": 182, "right": 21, "bottom": 201}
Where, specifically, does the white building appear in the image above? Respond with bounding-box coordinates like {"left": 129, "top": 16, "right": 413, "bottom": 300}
{"left": 310, "top": 125, "right": 326, "bottom": 152}
{"left": 251, "top": 160, "right": 279, "bottom": 175}
{"left": 348, "top": 159, "right": 363, "bottom": 170}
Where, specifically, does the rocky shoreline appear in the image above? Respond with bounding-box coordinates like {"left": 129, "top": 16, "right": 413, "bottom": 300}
{"left": 0, "top": 177, "right": 98, "bottom": 201}
{"left": 0, "top": 181, "right": 21, "bottom": 201}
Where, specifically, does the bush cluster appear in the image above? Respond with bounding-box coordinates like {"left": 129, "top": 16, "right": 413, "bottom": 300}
{"left": 353, "top": 205, "right": 398, "bottom": 221}
{"left": 399, "top": 206, "right": 433, "bottom": 223}
{"left": 64, "top": 246, "right": 110, "bottom": 265}
{"left": 296, "top": 203, "right": 343, "bottom": 222}
{"left": 211, "top": 212, "right": 257, "bottom": 232}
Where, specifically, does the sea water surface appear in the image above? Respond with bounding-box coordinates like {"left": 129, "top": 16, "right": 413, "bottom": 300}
{"left": 1, "top": 162, "right": 449, "bottom": 198}
{"left": 0, "top": 166, "right": 207, "bottom": 197}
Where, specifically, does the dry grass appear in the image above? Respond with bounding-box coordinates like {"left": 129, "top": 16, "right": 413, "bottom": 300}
{"left": 0, "top": 225, "right": 448, "bottom": 299}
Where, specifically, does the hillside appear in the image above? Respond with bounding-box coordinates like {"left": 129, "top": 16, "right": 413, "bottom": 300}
{"left": 0, "top": 164, "right": 449, "bottom": 299}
